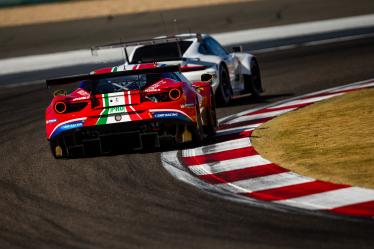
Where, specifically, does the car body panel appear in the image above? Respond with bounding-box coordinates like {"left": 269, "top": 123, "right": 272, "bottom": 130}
{"left": 125, "top": 33, "right": 256, "bottom": 96}
{"left": 45, "top": 64, "right": 215, "bottom": 157}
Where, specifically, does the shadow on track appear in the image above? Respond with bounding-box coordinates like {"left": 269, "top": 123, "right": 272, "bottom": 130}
{"left": 227, "top": 93, "right": 294, "bottom": 107}
{"left": 55, "top": 139, "right": 204, "bottom": 160}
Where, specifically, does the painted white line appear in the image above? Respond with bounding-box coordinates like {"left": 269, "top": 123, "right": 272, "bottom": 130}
{"left": 0, "top": 48, "right": 123, "bottom": 76}
{"left": 269, "top": 93, "right": 343, "bottom": 109}
{"left": 303, "top": 33, "right": 374, "bottom": 47}
{"left": 182, "top": 137, "right": 251, "bottom": 157}
{"left": 188, "top": 155, "right": 271, "bottom": 176}
{"left": 0, "top": 80, "right": 44, "bottom": 88}
{"left": 216, "top": 125, "right": 258, "bottom": 135}
{"left": 1, "top": 14, "right": 374, "bottom": 78}
{"left": 213, "top": 14, "right": 374, "bottom": 46}
{"left": 216, "top": 172, "right": 314, "bottom": 193}
{"left": 224, "top": 108, "right": 296, "bottom": 125}
{"left": 253, "top": 33, "right": 374, "bottom": 54}
{"left": 275, "top": 187, "right": 374, "bottom": 210}
{"left": 252, "top": 44, "right": 299, "bottom": 54}
{"left": 329, "top": 81, "right": 374, "bottom": 92}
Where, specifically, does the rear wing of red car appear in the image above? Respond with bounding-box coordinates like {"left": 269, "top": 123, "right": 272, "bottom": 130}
{"left": 46, "top": 65, "right": 180, "bottom": 87}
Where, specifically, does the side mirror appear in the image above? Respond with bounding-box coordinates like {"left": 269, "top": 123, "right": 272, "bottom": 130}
{"left": 201, "top": 73, "right": 213, "bottom": 82}
{"left": 232, "top": 46, "right": 243, "bottom": 52}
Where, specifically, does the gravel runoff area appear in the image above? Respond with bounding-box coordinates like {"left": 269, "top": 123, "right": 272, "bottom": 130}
{"left": 252, "top": 88, "right": 374, "bottom": 189}
{"left": 0, "top": 0, "right": 251, "bottom": 27}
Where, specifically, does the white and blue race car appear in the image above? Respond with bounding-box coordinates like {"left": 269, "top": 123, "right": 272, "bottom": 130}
{"left": 92, "top": 33, "right": 263, "bottom": 105}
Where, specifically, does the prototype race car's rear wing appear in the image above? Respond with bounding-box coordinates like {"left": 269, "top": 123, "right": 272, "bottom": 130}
{"left": 91, "top": 34, "right": 202, "bottom": 54}
{"left": 46, "top": 65, "right": 180, "bottom": 87}
{"left": 90, "top": 34, "right": 203, "bottom": 62}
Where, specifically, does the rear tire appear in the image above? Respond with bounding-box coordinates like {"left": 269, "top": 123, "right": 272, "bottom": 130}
{"left": 244, "top": 59, "right": 263, "bottom": 97}
{"left": 215, "top": 65, "right": 232, "bottom": 106}
{"left": 49, "top": 139, "right": 65, "bottom": 159}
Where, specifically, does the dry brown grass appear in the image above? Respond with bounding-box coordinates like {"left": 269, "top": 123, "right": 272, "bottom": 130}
{"left": 252, "top": 88, "right": 374, "bottom": 188}
{"left": 0, "top": 0, "right": 252, "bottom": 27}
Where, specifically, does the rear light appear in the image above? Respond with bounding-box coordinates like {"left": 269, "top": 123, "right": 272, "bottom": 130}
{"left": 54, "top": 102, "right": 67, "bottom": 114}
{"left": 180, "top": 65, "right": 208, "bottom": 72}
{"left": 54, "top": 102, "right": 87, "bottom": 114}
{"left": 169, "top": 88, "right": 181, "bottom": 100}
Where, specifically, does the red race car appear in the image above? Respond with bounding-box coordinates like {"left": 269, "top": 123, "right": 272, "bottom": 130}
{"left": 45, "top": 64, "right": 217, "bottom": 158}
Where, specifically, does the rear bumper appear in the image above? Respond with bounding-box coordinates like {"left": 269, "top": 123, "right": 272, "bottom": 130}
{"left": 50, "top": 118, "right": 194, "bottom": 156}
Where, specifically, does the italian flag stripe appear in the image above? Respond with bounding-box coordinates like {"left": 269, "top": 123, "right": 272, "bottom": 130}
{"left": 96, "top": 93, "right": 110, "bottom": 125}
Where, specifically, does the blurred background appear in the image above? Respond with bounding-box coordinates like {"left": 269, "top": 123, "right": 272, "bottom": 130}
{"left": 1, "top": 0, "right": 373, "bottom": 85}
{"left": 0, "top": 1, "right": 373, "bottom": 249}
{"left": 1, "top": 0, "right": 373, "bottom": 56}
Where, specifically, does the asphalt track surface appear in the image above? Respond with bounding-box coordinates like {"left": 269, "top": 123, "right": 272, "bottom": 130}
{"left": 0, "top": 36, "right": 373, "bottom": 249}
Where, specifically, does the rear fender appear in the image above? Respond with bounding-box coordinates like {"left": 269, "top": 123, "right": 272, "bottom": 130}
{"left": 192, "top": 81, "right": 212, "bottom": 109}
{"left": 232, "top": 52, "right": 255, "bottom": 75}
{"left": 192, "top": 81, "right": 211, "bottom": 97}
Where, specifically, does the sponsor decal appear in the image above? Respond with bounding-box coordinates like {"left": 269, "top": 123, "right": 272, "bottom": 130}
{"left": 108, "top": 106, "right": 126, "bottom": 114}
{"left": 153, "top": 111, "right": 190, "bottom": 122}
{"left": 144, "top": 88, "right": 161, "bottom": 92}
{"left": 61, "top": 122, "right": 83, "bottom": 130}
{"left": 51, "top": 120, "right": 84, "bottom": 138}
{"left": 46, "top": 119, "right": 58, "bottom": 124}
{"left": 109, "top": 97, "right": 120, "bottom": 104}
{"left": 144, "top": 81, "right": 165, "bottom": 92}
{"left": 77, "top": 89, "right": 90, "bottom": 96}
{"left": 72, "top": 96, "right": 89, "bottom": 101}
{"left": 180, "top": 103, "right": 195, "bottom": 108}
{"left": 154, "top": 112, "right": 178, "bottom": 118}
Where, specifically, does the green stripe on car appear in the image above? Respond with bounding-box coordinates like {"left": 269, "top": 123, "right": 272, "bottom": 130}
{"left": 96, "top": 93, "right": 110, "bottom": 125}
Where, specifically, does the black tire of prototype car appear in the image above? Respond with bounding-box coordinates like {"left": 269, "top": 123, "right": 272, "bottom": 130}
{"left": 204, "top": 89, "right": 217, "bottom": 136}
{"left": 216, "top": 65, "right": 232, "bottom": 106}
{"left": 244, "top": 59, "right": 263, "bottom": 97}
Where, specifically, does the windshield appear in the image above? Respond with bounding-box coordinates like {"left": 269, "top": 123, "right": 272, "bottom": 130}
{"left": 79, "top": 72, "right": 180, "bottom": 94}
{"left": 130, "top": 41, "right": 192, "bottom": 63}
